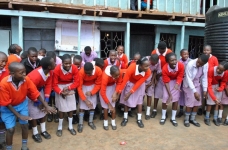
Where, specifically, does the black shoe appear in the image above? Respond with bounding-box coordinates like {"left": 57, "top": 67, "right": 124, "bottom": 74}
{"left": 160, "top": 118, "right": 166, "bottom": 125}
{"left": 217, "top": 118, "right": 222, "bottom": 125}
{"left": 223, "top": 119, "right": 228, "bottom": 126}
{"left": 100, "top": 113, "right": 104, "bottom": 120}
{"left": 121, "top": 118, "right": 128, "bottom": 126}
{"left": 190, "top": 120, "right": 200, "bottom": 127}
{"left": 150, "top": 111, "right": 157, "bottom": 118}
{"left": 204, "top": 118, "right": 211, "bottom": 126}
{"left": 47, "top": 114, "right": 53, "bottom": 122}
{"left": 72, "top": 115, "right": 79, "bottom": 124}
{"left": 176, "top": 111, "right": 184, "bottom": 118}
{"left": 41, "top": 131, "right": 51, "bottom": 139}
{"left": 170, "top": 119, "right": 178, "bottom": 127}
{"left": 77, "top": 124, "right": 83, "bottom": 133}
{"left": 32, "top": 134, "right": 42, "bottom": 143}
{"left": 145, "top": 115, "right": 150, "bottom": 120}
{"left": 184, "top": 120, "right": 190, "bottom": 127}
{"left": 197, "top": 108, "right": 203, "bottom": 116}
{"left": 68, "top": 128, "right": 77, "bottom": 135}
{"left": 103, "top": 125, "right": 109, "bottom": 130}
{"left": 137, "top": 120, "right": 144, "bottom": 128}
{"left": 111, "top": 125, "right": 117, "bottom": 130}
{"left": 213, "top": 119, "right": 220, "bottom": 126}
{"left": 54, "top": 113, "right": 59, "bottom": 123}
{"left": 128, "top": 111, "right": 134, "bottom": 117}
{"left": 88, "top": 122, "right": 96, "bottom": 130}
{"left": 56, "top": 130, "right": 62, "bottom": 137}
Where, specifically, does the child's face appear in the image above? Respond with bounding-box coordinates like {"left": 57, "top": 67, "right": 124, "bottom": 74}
{"left": 117, "top": 47, "right": 124, "bottom": 56}
{"left": 39, "top": 51, "right": 45, "bottom": 57}
{"left": 158, "top": 48, "right": 166, "bottom": 54}
{"left": 111, "top": 70, "right": 120, "bottom": 79}
{"left": 28, "top": 51, "right": 38, "bottom": 64}
{"left": 168, "top": 55, "right": 177, "bottom": 69}
{"left": 134, "top": 55, "right": 141, "bottom": 61}
{"left": 12, "top": 66, "right": 26, "bottom": 81}
{"left": 62, "top": 59, "right": 72, "bottom": 71}
{"left": 85, "top": 70, "right": 93, "bottom": 76}
{"left": 181, "top": 51, "right": 189, "bottom": 61}
{"left": 139, "top": 60, "right": 150, "bottom": 72}
{"left": 73, "top": 59, "right": 82, "bottom": 69}
{"left": 203, "top": 46, "right": 211, "bottom": 55}
{"left": 109, "top": 52, "right": 117, "bottom": 64}
{"left": 0, "top": 55, "right": 8, "bottom": 70}
{"left": 85, "top": 50, "right": 91, "bottom": 56}
{"left": 196, "top": 58, "right": 206, "bottom": 68}
{"left": 216, "top": 64, "right": 225, "bottom": 75}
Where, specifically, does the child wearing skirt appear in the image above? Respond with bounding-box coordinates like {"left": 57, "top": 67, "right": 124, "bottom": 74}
{"left": 117, "top": 45, "right": 128, "bottom": 69}
{"left": 145, "top": 54, "right": 160, "bottom": 120}
{"left": 221, "top": 80, "right": 228, "bottom": 125}
{"left": 53, "top": 54, "right": 79, "bottom": 137}
{"left": 27, "top": 57, "right": 56, "bottom": 143}
{"left": 119, "top": 57, "right": 151, "bottom": 128}
{"left": 205, "top": 62, "right": 228, "bottom": 126}
{"left": 99, "top": 65, "right": 123, "bottom": 130}
{"left": 183, "top": 54, "right": 209, "bottom": 127}
{"left": 77, "top": 62, "right": 102, "bottom": 133}
{"left": 160, "top": 53, "right": 184, "bottom": 127}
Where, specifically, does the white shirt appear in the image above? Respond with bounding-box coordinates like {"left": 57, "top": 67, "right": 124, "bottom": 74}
{"left": 135, "top": 65, "right": 145, "bottom": 77}
{"left": 183, "top": 58, "right": 208, "bottom": 92}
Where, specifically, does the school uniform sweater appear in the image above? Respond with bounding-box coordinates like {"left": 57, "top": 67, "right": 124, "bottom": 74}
{"left": 52, "top": 64, "right": 79, "bottom": 94}
{"left": 103, "top": 58, "right": 120, "bottom": 70}
{"left": 208, "top": 67, "right": 227, "bottom": 101}
{"left": 208, "top": 55, "right": 218, "bottom": 70}
{"left": 118, "top": 53, "right": 128, "bottom": 69}
{"left": 21, "top": 58, "right": 41, "bottom": 75}
{"left": 78, "top": 66, "right": 102, "bottom": 100}
{"left": 0, "top": 76, "right": 39, "bottom": 106}
{"left": 5, "top": 54, "right": 21, "bottom": 70}
{"left": 0, "top": 68, "right": 9, "bottom": 81}
{"left": 118, "top": 63, "right": 151, "bottom": 94}
{"left": 151, "top": 48, "right": 172, "bottom": 68}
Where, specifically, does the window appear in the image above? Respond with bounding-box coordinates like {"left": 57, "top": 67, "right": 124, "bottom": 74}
{"left": 160, "top": 33, "right": 176, "bottom": 52}
{"left": 188, "top": 36, "right": 204, "bottom": 59}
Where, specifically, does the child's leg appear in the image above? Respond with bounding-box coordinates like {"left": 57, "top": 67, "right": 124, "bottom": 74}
{"left": 72, "top": 110, "right": 78, "bottom": 124}
{"left": 152, "top": 98, "right": 159, "bottom": 118}
{"left": 103, "top": 108, "right": 108, "bottom": 130}
{"left": 184, "top": 107, "right": 191, "bottom": 127}
{"left": 146, "top": 96, "right": 152, "bottom": 120}
{"left": 100, "top": 108, "right": 104, "bottom": 120}
{"left": 56, "top": 111, "right": 64, "bottom": 137}
{"left": 160, "top": 103, "right": 167, "bottom": 125}
{"left": 78, "top": 109, "right": 84, "bottom": 133}
{"left": 21, "top": 124, "right": 29, "bottom": 150}
{"left": 189, "top": 106, "right": 200, "bottom": 127}
{"left": 88, "top": 110, "right": 96, "bottom": 130}
{"left": 204, "top": 105, "right": 212, "bottom": 126}
{"left": 121, "top": 105, "right": 128, "bottom": 126}
{"left": 213, "top": 104, "right": 220, "bottom": 126}
{"left": 40, "top": 116, "right": 51, "bottom": 139}
{"left": 31, "top": 119, "right": 42, "bottom": 143}
{"left": 170, "top": 102, "right": 178, "bottom": 127}
{"left": 137, "top": 104, "right": 144, "bottom": 128}
{"left": 47, "top": 95, "right": 54, "bottom": 122}
{"left": 111, "top": 108, "right": 117, "bottom": 130}
{"left": 218, "top": 105, "right": 224, "bottom": 124}
{"left": 177, "top": 105, "right": 184, "bottom": 118}
{"left": 6, "top": 128, "right": 15, "bottom": 150}
{"left": 0, "top": 122, "right": 6, "bottom": 147}
{"left": 67, "top": 111, "right": 76, "bottom": 135}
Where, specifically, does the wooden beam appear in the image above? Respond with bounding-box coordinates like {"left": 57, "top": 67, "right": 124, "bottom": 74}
{"left": 98, "top": 11, "right": 103, "bottom": 16}
{"left": 8, "top": 2, "right": 13, "bottom": 9}
{"left": 182, "top": 17, "right": 188, "bottom": 22}
{"left": 117, "top": 12, "right": 122, "bottom": 18}
{"left": 82, "top": 9, "right": 86, "bottom": 15}
{"left": 168, "top": 15, "right": 175, "bottom": 20}
{"left": 94, "top": 11, "right": 97, "bottom": 16}
{"left": 190, "top": 17, "right": 196, "bottom": 22}
{"left": 137, "top": 13, "right": 142, "bottom": 18}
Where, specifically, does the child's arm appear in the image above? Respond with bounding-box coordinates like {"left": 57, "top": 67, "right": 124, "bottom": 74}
{"left": 7, "top": 105, "right": 32, "bottom": 121}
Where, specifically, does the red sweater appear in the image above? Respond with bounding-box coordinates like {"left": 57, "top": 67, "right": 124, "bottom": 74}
{"left": 5, "top": 54, "right": 21, "bottom": 70}
{"left": 27, "top": 68, "right": 53, "bottom": 98}
{"left": 119, "top": 54, "right": 128, "bottom": 69}
{"left": 78, "top": 66, "right": 102, "bottom": 100}
{"left": 52, "top": 64, "right": 79, "bottom": 94}
{"left": 118, "top": 63, "right": 151, "bottom": 93}
{"left": 0, "top": 76, "right": 39, "bottom": 106}
{"left": 208, "top": 55, "right": 218, "bottom": 70}
{"left": 100, "top": 69, "right": 123, "bottom": 104}
{"left": 151, "top": 49, "right": 172, "bottom": 68}
{"left": 0, "top": 69, "right": 9, "bottom": 81}
{"left": 162, "top": 62, "right": 184, "bottom": 84}
{"left": 103, "top": 58, "right": 120, "bottom": 70}
{"left": 208, "top": 67, "right": 227, "bottom": 101}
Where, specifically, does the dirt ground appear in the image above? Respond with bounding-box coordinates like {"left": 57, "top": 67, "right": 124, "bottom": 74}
{"left": 12, "top": 100, "right": 228, "bottom": 150}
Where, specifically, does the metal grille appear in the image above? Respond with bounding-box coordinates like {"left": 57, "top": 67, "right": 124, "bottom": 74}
{"left": 100, "top": 31, "right": 124, "bottom": 59}
{"left": 160, "top": 33, "right": 176, "bottom": 52}
{"left": 188, "top": 36, "right": 204, "bottom": 59}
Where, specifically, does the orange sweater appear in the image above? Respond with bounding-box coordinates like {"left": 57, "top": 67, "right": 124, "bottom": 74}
{"left": 119, "top": 54, "right": 128, "bottom": 69}
{"left": 0, "top": 76, "right": 39, "bottom": 106}
{"left": 78, "top": 66, "right": 102, "bottom": 100}
{"left": 5, "top": 54, "right": 21, "bottom": 70}
{"left": 151, "top": 49, "right": 172, "bottom": 68}
{"left": 118, "top": 63, "right": 151, "bottom": 93}
{"left": 103, "top": 58, "right": 120, "bottom": 70}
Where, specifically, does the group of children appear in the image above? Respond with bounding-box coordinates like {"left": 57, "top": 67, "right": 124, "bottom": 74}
{"left": 1, "top": 42, "right": 228, "bottom": 150}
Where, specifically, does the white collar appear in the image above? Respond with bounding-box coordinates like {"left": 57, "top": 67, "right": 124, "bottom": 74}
{"left": 214, "top": 66, "right": 224, "bottom": 77}
{"left": 209, "top": 54, "right": 212, "bottom": 58}
{"left": 92, "top": 66, "right": 96, "bottom": 75}
{"left": 135, "top": 65, "right": 145, "bottom": 76}
{"left": 168, "top": 63, "right": 178, "bottom": 72}
{"left": 28, "top": 58, "right": 37, "bottom": 69}
{"left": 38, "top": 68, "right": 50, "bottom": 81}
{"left": 107, "top": 58, "right": 117, "bottom": 66}
{"left": 156, "top": 48, "right": 167, "bottom": 56}
{"left": 0, "top": 68, "right": 6, "bottom": 74}
{"left": 105, "top": 66, "right": 112, "bottom": 77}
{"left": 118, "top": 53, "right": 123, "bottom": 58}
{"left": 61, "top": 65, "right": 72, "bottom": 75}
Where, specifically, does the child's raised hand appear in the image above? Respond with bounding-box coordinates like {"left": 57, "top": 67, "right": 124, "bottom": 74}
{"left": 19, "top": 115, "right": 32, "bottom": 121}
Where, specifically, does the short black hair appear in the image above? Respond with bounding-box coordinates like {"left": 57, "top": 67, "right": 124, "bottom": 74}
{"left": 74, "top": 55, "right": 82, "bottom": 61}
{"left": 20, "top": 51, "right": 28, "bottom": 59}
{"left": 199, "top": 54, "right": 209, "bottom": 63}
{"left": 203, "top": 45, "right": 211, "bottom": 49}
{"left": 158, "top": 41, "right": 167, "bottom": 49}
{"left": 8, "top": 44, "right": 19, "bottom": 54}
{"left": 165, "top": 52, "right": 176, "bottom": 62}
{"left": 28, "top": 47, "right": 38, "bottom": 55}
{"left": 136, "top": 57, "right": 149, "bottom": 65}
{"left": 8, "top": 62, "right": 24, "bottom": 72}
{"left": 61, "top": 54, "right": 71, "bottom": 61}
{"left": 39, "top": 48, "right": 46, "bottom": 54}
{"left": 150, "top": 54, "right": 159, "bottom": 62}
{"left": 84, "top": 46, "right": 92, "bottom": 52}
{"left": 134, "top": 52, "right": 141, "bottom": 57}
{"left": 220, "top": 61, "right": 228, "bottom": 70}
{"left": 110, "top": 65, "right": 119, "bottom": 75}
{"left": 84, "top": 62, "right": 94, "bottom": 71}
{"left": 40, "top": 56, "right": 53, "bottom": 70}
{"left": 109, "top": 50, "right": 116, "bottom": 56}
{"left": 94, "top": 58, "right": 104, "bottom": 67}
{"left": 180, "top": 49, "right": 188, "bottom": 54}
{"left": 46, "top": 51, "right": 56, "bottom": 59}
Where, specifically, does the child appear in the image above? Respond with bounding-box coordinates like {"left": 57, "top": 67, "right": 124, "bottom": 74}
{"left": 160, "top": 53, "right": 184, "bottom": 127}
{"left": 20, "top": 51, "right": 28, "bottom": 61}
{"left": 27, "top": 57, "right": 55, "bottom": 143}
{"left": 38, "top": 48, "right": 46, "bottom": 60}
{"left": 183, "top": 54, "right": 209, "bottom": 127}
{"left": 0, "top": 62, "right": 56, "bottom": 150}
{"left": 81, "top": 46, "right": 98, "bottom": 63}
{"left": 205, "top": 61, "right": 228, "bottom": 126}
{"left": 21, "top": 47, "right": 40, "bottom": 75}
{"left": 93, "top": 58, "right": 105, "bottom": 71}
{"left": 73, "top": 55, "right": 85, "bottom": 70}
{"left": 6, "top": 44, "right": 22, "bottom": 70}
{"left": 100, "top": 65, "right": 123, "bottom": 130}
{"left": 145, "top": 54, "right": 160, "bottom": 120}
{"left": 150, "top": 41, "right": 172, "bottom": 118}
{"left": 104, "top": 50, "right": 120, "bottom": 69}
{"left": 119, "top": 57, "right": 151, "bottom": 128}
{"left": 176, "top": 49, "right": 191, "bottom": 118}
{"left": 117, "top": 45, "right": 128, "bottom": 69}
{"left": 221, "top": 78, "right": 228, "bottom": 125}
{"left": 77, "top": 62, "right": 102, "bottom": 133}
{"left": 52, "top": 54, "right": 79, "bottom": 136}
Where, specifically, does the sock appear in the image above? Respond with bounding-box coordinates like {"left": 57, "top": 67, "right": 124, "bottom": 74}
{"left": 0, "top": 129, "right": 6, "bottom": 144}
{"left": 226, "top": 115, "right": 228, "bottom": 120}
{"left": 104, "top": 120, "right": 108, "bottom": 126}
{"left": 190, "top": 112, "right": 197, "bottom": 123}
{"left": 40, "top": 122, "right": 46, "bottom": 133}
{"left": 161, "top": 109, "right": 167, "bottom": 119}
{"left": 218, "top": 110, "right": 223, "bottom": 118}
{"left": 137, "top": 113, "right": 142, "bottom": 120}
{"left": 171, "top": 110, "right": 177, "bottom": 120}
{"left": 214, "top": 110, "right": 218, "bottom": 120}
{"left": 124, "top": 112, "right": 128, "bottom": 119}
{"left": 58, "top": 119, "right": 63, "bottom": 130}
{"left": 153, "top": 109, "right": 157, "bottom": 112}
{"left": 32, "top": 126, "right": 38, "bottom": 135}
{"left": 146, "top": 106, "right": 151, "bottom": 115}
{"left": 22, "top": 139, "right": 28, "bottom": 149}
{"left": 111, "top": 119, "right": 116, "bottom": 126}
{"left": 184, "top": 112, "right": 190, "bottom": 123}
{"left": 68, "top": 117, "right": 73, "bottom": 129}
{"left": 6, "top": 145, "right": 12, "bottom": 150}
{"left": 79, "top": 112, "right": 84, "bottom": 124}
{"left": 89, "top": 111, "right": 94, "bottom": 123}
{"left": 205, "top": 111, "right": 210, "bottom": 119}
{"left": 180, "top": 106, "right": 184, "bottom": 111}
{"left": 204, "top": 106, "right": 207, "bottom": 111}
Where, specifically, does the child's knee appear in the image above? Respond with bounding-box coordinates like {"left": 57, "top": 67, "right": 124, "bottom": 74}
{"left": 7, "top": 127, "right": 15, "bottom": 135}
{"left": 21, "top": 124, "right": 28, "bottom": 131}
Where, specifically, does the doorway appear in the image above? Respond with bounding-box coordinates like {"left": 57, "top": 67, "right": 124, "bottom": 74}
{"left": 188, "top": 36, "right": 204, "bottom": 59}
